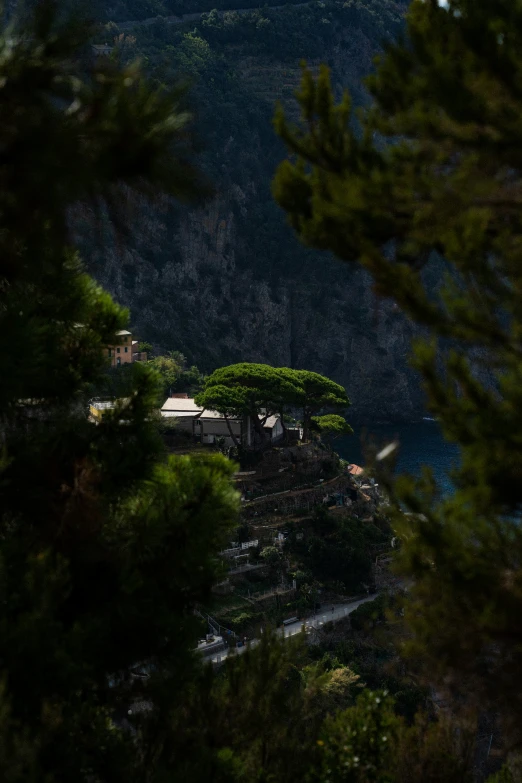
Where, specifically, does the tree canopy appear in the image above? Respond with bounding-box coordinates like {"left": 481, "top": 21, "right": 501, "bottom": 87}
{"left": 274, "top": 0, "right": 522, "bottom": 746}
{"left": 196, "top": 362, "right": 296, "bottom": 444}
{"left": 311, "top": 414, "right": 353, "bottom": 439}
{"left": 0, "top": 4, "right": 236, "bottom": 778}
{"left": 293, "top": 370, "right": 350, "bottom": 439}
{"left": 318, "top": 689, "right": 474, "bottom": 783}
{"left": 196, "top": 362, "right": 350, "bottom": 445}
{"left": 148, "top": 351, "right": 204, "bottom": 400}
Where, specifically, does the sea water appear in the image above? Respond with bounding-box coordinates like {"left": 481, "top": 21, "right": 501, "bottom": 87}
{"left": 335, "top": 420, "right": 460, "bottom": 495}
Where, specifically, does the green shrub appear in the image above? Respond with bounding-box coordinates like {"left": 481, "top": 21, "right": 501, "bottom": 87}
{"left": 350, "top": 595, "right": 386, "bottom": 631}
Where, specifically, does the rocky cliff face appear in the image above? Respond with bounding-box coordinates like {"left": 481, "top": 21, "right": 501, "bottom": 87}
{"left": 87, "top": 0, "right": 423, "bottom": 423}
{"left": 90, "top": 190, "right": 423, "bottom": 423}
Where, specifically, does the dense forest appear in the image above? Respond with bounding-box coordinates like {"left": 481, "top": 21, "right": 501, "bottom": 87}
{"left": 102, "top": 0, "right": 406, "bottom": 25}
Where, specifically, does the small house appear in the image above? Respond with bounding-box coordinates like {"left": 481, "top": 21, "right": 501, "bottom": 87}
{"left": 106, "top": 330, "right": 133, "bottom": 367}
{"left": 91, "top": 43, "right": 113, "bottom": 57}
{"left": 264, "top": 415, "right": 284, "bottom": 444}
{"left": 196, "top": 408, "right": 245, "bottom": 446}
{"left": 159, "top": 397, "right": 283, "bottom": 448}
{"left": 160, "top": 397, "right": 203, "bottom": 434}
{"left": 105, "top": 330, "right": 147, "bottom": 367}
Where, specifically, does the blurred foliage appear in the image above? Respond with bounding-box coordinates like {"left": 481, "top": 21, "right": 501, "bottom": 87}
{"left": 309, "top": 591, "right": 429, "bottom": 724}
{"left": 275, "top": 0, "right": 522, "bottom": 753}
{"left": 150, "top": 632, "right": 364, "bottom": 782}
{"left": 318, "top": 689, "right": 475, "bottom": 783}
{"left": 88, "top": 349, "right": 204, "bottom": 406}
{"left": 4, "top": 0, "right": 519, "bottom": 778}
{"left": 0, "top": 2, "right": 237, "bottom": 778}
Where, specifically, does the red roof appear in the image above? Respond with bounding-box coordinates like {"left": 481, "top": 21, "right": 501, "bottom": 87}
{"left": 348, "top": 464, "right": 364, "bottom": 476}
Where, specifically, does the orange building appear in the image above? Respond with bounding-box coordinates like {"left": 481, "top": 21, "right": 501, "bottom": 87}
{"left": 106, "top": 329, "right": 133, "bottom": 367}
{"left": 105, "top": 330, "right": 148, "bottom": 367}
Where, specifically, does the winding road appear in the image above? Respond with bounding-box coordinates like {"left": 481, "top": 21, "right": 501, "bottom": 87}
{"left": 209, "top": 593, "right": 378, "bottom": 664}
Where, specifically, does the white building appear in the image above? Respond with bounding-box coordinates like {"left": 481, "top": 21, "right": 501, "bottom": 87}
{"left": 160, "top": 397, "right": 284, "bottom": 448}
{"left": 160, "top": 397, "right": 204, "bottom": 434}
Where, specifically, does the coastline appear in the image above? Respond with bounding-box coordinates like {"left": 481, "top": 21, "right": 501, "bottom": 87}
{"left": 336, "top": 419, "right": 459, "bottom": 492}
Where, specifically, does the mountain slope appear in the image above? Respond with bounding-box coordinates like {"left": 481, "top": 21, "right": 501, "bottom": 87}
{"left": 87, "top": 0, "right": 422, "bottom": 422}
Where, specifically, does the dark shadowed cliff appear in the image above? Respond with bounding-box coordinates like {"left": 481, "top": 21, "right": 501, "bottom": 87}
{"left": 85, "top": 0, "right": 422, "bottom": 422}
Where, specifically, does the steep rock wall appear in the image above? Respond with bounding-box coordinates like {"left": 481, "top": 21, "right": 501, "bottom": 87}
{"left": 87, "top": 1, "right": 423, "bottom": 422}
{"left": 90, "top": 187, "right": 423, "bottom": 422}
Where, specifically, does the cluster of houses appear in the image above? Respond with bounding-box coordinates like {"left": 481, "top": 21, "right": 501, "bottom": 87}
{"left": 91, "top": 43, "right": 113, "bottom": 57}
{"left": 90, "top": 329, "right": 287, "bottom": 446}
{"left": 90, "top": 390, "right": 286, "bottom": 447}
{"left": 160, "top": 395, "right": 284, "bottom": 448}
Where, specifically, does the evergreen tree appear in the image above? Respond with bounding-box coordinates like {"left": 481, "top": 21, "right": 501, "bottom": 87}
{"left": 318, "top": 690, "right": 475, "bottom": 783}
{"left": 274, "top": 0, "right": 522, "bottom": 749}
{"left": 153, "top": 632, "right": 362, "bottom": 783}
{"left": 148, "top": 351, "right": 204, "bottom": 400}
{"left": 0, "top": 3, "right": 236, "bottom": 779}
{"left": 293, "top": 371, "right": 350, "bottom": 440}
{"left": 196, "top": 363, "right": 350, "bottom": 445}
{"left": 196, "top": 363, "right": 302, "bottom": 446}
{"left": 311, "top": 414, "right": 353, "bottom": 440}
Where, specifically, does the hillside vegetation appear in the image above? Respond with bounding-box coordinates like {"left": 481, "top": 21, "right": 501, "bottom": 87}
{"left": 85, "top": 0, "right": 422, "bottom": 424}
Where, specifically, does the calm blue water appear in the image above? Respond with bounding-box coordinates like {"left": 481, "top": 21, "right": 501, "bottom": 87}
{"left": 335, "top": 420, "right": 460, "bottom": 494}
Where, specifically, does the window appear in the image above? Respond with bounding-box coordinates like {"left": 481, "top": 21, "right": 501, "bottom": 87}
{"left": 124, "top": 347, "right": 128, "bottom": 353}
{"left": 117, "top": 347, "right": 120, "bottom": 353}
{"left": 117, "top": 357, "right": 121, "bottom": 366}
{"left": 108, "top": 348, "right": 112, "bottom": 357}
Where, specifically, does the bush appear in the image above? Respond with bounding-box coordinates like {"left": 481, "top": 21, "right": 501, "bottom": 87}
{"left": 227, "top": 611, "right": 255, "bottom": 631}
{"left": 350, "top": 595, "right": 387, "bottom": 631}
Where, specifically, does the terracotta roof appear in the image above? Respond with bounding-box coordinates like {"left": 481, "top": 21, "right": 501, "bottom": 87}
{"left": 348, "top": 464, "right": 364, "bottom": 476}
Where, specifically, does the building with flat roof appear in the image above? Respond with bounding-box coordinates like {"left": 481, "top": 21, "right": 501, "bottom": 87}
{"left": 91, "top": 43, "right": 113, "bottom": 57}
{"left": 160, "top": 397, "right": 284, "bottom": 448}
{"left": 160, "top": 397, "right": 204, "bottom": 434}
